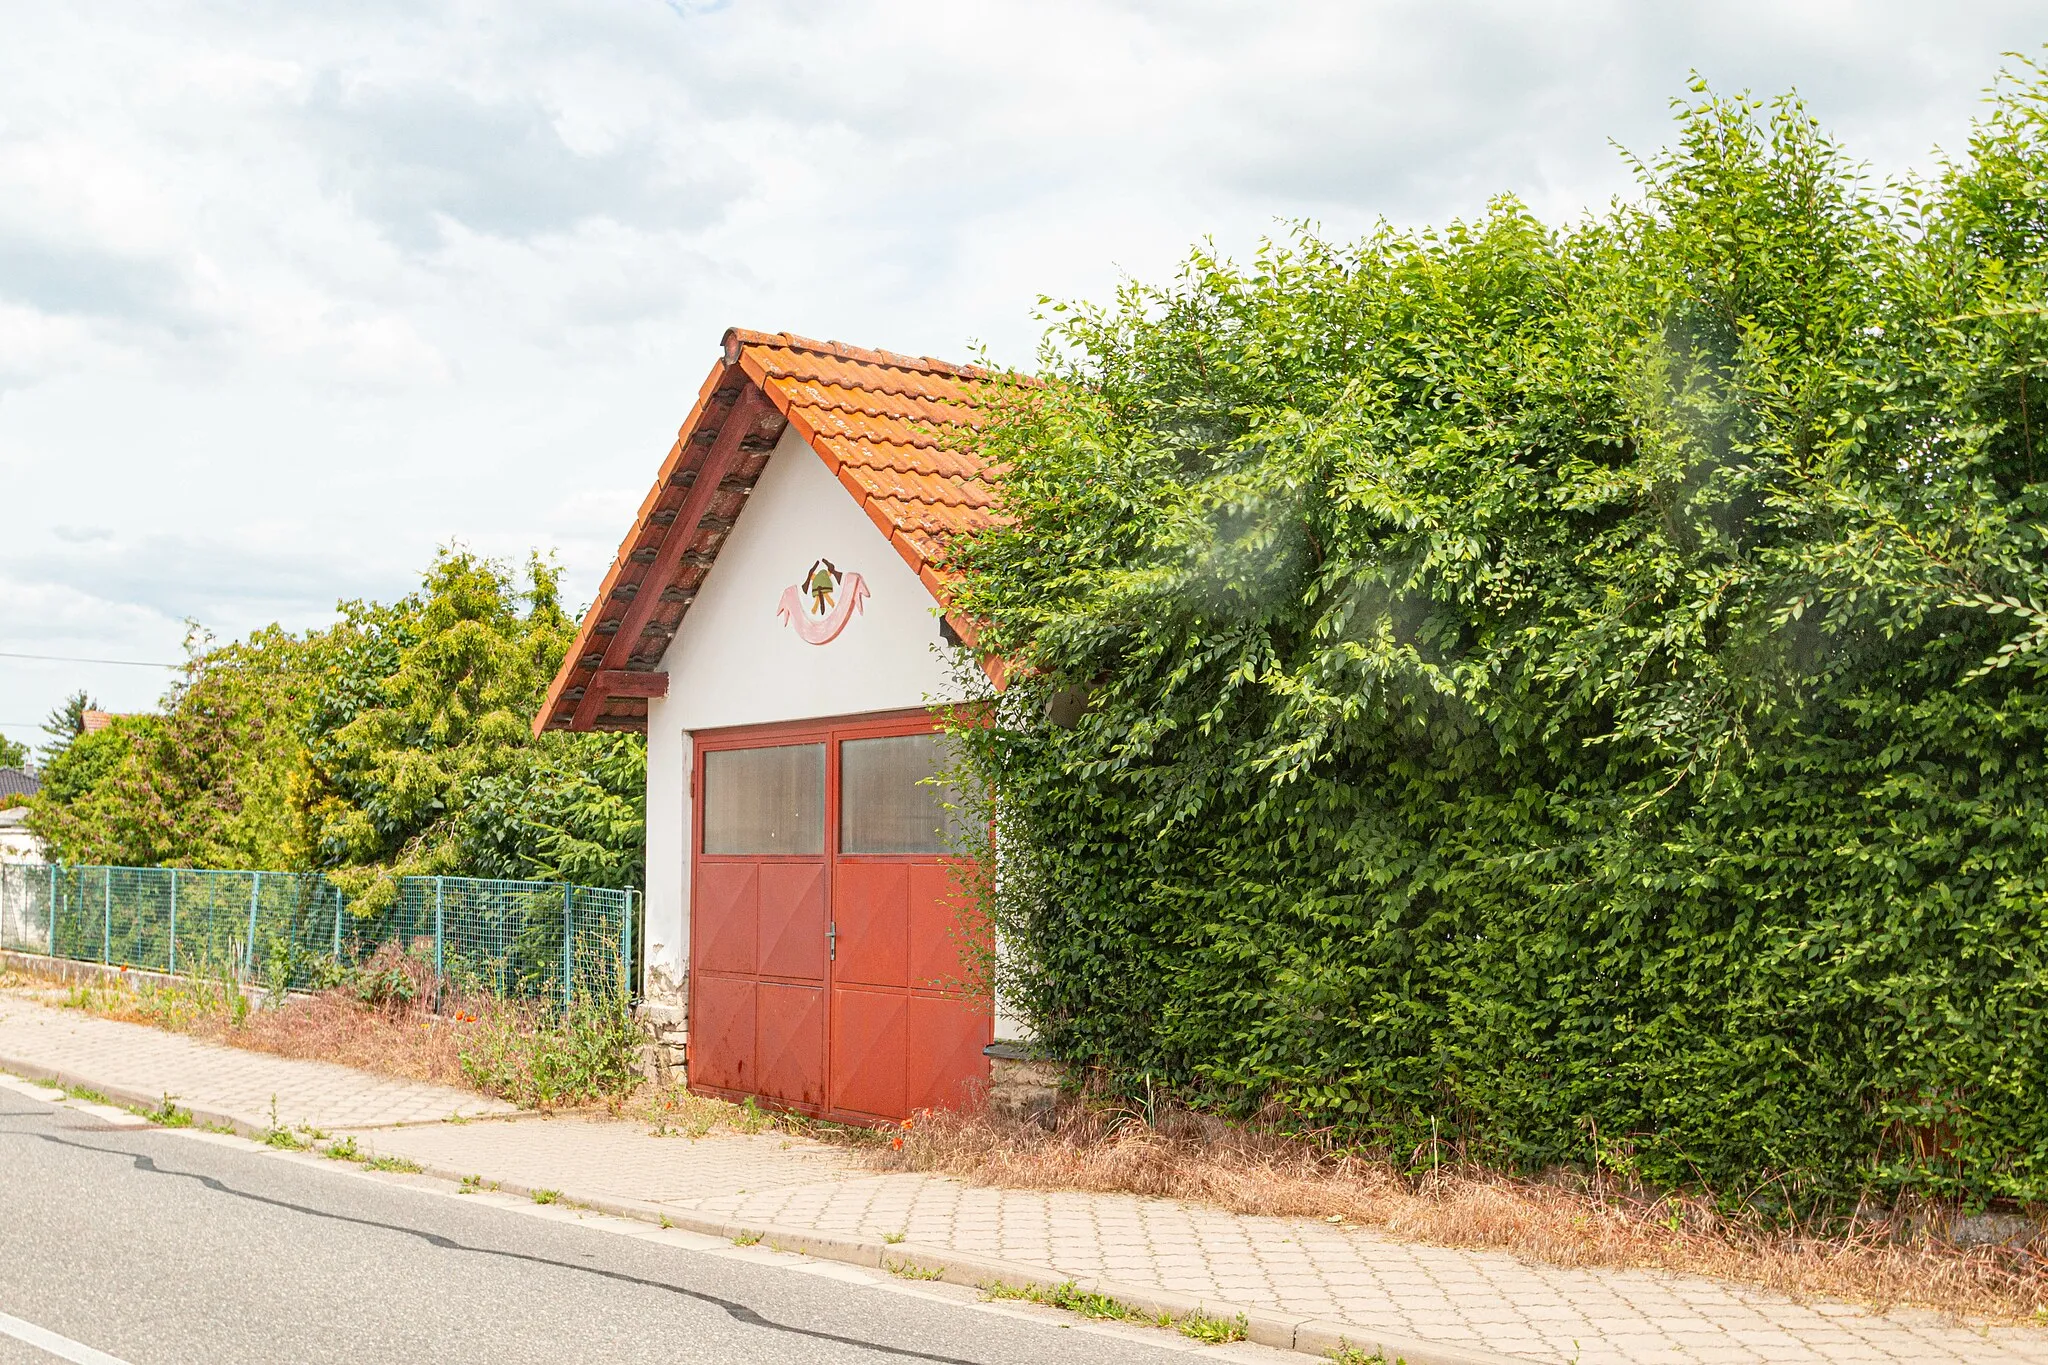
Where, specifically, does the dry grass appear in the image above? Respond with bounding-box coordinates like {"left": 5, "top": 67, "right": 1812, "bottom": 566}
{"left": 45, "top": 973, "right": 486, "bottom": 1089}
{"left": 861, "top": 1101, "right": 2048, "bottom": 1327}
{"left": 5, "top": 949, "right": 633, "bottom": 1108}
{"left": 630, "top": 1084, "right": 779, "bottom": 1138}
{"left": 3, "top": 958, "right": 777, "bottom": 1134}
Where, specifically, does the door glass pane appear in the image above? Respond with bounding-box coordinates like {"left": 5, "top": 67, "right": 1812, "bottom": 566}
{"left": 840, "top": 732, "right": 967, "bottom": 855}
{"left": 702, "top": 744, "right": 825, "bottom": 855}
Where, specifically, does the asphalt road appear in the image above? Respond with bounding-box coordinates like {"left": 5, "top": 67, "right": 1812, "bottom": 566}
{"left": 0, "top": 1084, "right": 1287, "bottom": 1364}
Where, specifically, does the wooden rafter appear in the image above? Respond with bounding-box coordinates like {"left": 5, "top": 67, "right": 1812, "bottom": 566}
{"left": 568, "top": 384, "right": 776, "bottom": 730}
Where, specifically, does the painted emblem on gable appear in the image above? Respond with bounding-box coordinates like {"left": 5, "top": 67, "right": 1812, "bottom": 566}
{"left": 776, "top": 557, "right": 869, "bottom": 645}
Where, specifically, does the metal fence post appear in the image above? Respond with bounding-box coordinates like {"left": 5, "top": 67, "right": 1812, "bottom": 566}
{"left": 48, "top": 864, "right": 59, "bottom": 958}
{"left": 244, "top": 871, "right": 262, "bottom": 975}
{"left": 433, "top": 876, "right": 446, "bottom": 977}
{"left": 332, "top": 883, "right": 343, "bottom": 962}
{"left": 622, "top": 889, "right": 635, "bottom": 1003}
{"left": 561, "top": 883, "right": 574, "bottom": 1018}
{"left": 168, "top": 867, "right": 178, "bottom": 975}
{"left": 102, "top": 869, "right": 111, "bottom": 965}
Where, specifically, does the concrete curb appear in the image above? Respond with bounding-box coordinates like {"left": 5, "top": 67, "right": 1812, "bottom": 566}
{"left": 0, "top": 1038, "right": 1520, "bottom": 1365}
{"left": 0, "top": 1055, "right": 258, "bottom": 1135}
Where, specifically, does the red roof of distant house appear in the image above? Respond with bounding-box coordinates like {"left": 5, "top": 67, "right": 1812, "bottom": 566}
{"left": 80, "top": 710, "right": 121, "bottom": 734}
{"left": 534, "top": 328, "right": 1005, "bottom": 735}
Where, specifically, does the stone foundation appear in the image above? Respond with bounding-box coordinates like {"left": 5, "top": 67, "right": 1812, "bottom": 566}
{"left": 634, "top": 1001, "right": 687, "bottom": 1087}
{"left": 984, "top": 1042, "right": 1063, "bottom": 1125}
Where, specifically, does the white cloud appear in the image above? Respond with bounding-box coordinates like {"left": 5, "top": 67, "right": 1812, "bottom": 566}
{"left": 1, "top": 0, "right": 2045, "bottom": 752}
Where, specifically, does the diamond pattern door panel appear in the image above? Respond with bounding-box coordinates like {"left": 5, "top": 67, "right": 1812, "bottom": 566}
{"left": 688, "top": 973, "right": 755, "bottom": 1095}
{"left": 832, "top": 862, "right": 907, "bottom": 988}
{"left": 694, "top": 863, "right": 758, "bottom": 975}
{"left": 758, "top": 863, "right": 827, "bottom": 981}
{"left": 755, "top": 981, "right": 826, "bottom": 1110}
{"left": 829, "top": 985, "right": 908, "bottom": 1121}
{"left": 908, "top": 992, "right": 991, "bottom": 1113}
{"left": 907, "top": 861, "right": 973, "bottom": 991}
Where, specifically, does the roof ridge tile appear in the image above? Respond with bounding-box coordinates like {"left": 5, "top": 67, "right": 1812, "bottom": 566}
{"left": 725, "top": 326, "right": 988, "bottom": 381}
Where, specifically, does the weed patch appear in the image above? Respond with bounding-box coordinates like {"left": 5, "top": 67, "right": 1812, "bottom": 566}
{"left": 981, "top": 1280, "right": 1143, "bottom": 1322}
{"left": 140, "top": 1094, "right": 191, "bottom": 1128}
{"left": 1325, "top": 1349, "right": 1393, "bottom": 1365}
{"left": 363, "top": 1154, "right": 423, "bottom": 1174}
{"left": 457, "top": 997, "right": 639, "bottom": 1109}
{"left": 885, "top": 1260, "right": 945, "bottom": 1281}
{"left": 1177, "top": 1310, "right": 1248, "bottom": 1344}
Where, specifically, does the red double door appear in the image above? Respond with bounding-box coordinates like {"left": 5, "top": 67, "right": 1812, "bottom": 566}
{"left": 687, "top": 711, "right": 991, "bottom": 1124}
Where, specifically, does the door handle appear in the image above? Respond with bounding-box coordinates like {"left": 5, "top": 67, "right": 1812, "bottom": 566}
{"left": 827, "top": 921, "right": 837, "bottom": 961}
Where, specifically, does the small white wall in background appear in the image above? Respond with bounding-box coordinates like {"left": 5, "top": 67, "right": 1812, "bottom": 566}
{"left": 0, "top": 810, "right": 45, "bottom": 865}
{"left": 640, "top": 706, "right": 687, "bottom": 1002}
{"left": 635, "top": 426, "right": 968, "bottom": 1004}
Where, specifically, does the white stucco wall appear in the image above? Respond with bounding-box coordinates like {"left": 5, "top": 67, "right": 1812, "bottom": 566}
{"left": 0, "top": 810, "right": 44, "bottom": 866}
{"left": 638, "top": 426, "right": 969, "bottom": 1004}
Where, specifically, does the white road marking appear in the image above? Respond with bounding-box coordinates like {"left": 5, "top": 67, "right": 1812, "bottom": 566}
{"left": 0, "top": 1311, "right": 134, "bottom": 1365}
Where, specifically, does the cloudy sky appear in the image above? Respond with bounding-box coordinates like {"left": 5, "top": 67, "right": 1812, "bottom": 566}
{"left": 1, "top": 1, "right": 2043, "bottom": 754}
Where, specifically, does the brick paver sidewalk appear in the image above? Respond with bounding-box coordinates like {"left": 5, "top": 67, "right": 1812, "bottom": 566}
{"left": 3, "top": 988, "right": 2044, "bottom": 1365}
{"left": 0, "top": 994, "right": 514, "bottom": 1130}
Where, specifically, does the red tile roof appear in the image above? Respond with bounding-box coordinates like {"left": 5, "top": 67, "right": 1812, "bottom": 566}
{"left": 536, "top": 328, "right": 1003, "bottom": 734}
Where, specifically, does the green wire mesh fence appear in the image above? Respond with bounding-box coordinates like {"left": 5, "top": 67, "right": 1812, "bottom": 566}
{"left": 0, "top": 863, "right": 638, "bottom": 1016}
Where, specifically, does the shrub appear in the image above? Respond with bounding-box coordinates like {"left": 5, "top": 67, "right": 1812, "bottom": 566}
{"left": 951, "top": 70, "right": 2048, "bottom": 1211}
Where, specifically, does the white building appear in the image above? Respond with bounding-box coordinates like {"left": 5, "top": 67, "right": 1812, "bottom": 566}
{"left": 0, "top": 809, "right": 43, "bottom": 865}
{"left": 536, "top": 330, "right": 1010, "bottom": 1124}
{"left": 0, "top": 769, "right": 44, "bottom": 865}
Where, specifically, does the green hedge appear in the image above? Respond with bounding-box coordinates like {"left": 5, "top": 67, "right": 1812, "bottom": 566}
{"left": 952, "top": 78, "right": 2048, "bottom": 1210}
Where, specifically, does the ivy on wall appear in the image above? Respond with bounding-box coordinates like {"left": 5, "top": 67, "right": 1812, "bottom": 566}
{"left": 951, "top": 73, "right": 2048, "bottom": 1210}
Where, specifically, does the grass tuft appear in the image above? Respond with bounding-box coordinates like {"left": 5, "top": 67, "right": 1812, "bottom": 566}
{"left": 885, "top": 1260, "right": 946, "bottom": 1281}
{"left": 1177, "top": 1309, "right": 1248, "bottom": 1344}
{"left": 140, "top": 1093, "right": 192, "bottom": 1128}
{"left": 1325, "top": 1349, "right": 1393, "bottom": 1365}
{"left": 981, "top": 1279, "right": 1141, "bottom": 1322}
{"left": 364, "top": 1154, "right": 423, "bottom": 1174}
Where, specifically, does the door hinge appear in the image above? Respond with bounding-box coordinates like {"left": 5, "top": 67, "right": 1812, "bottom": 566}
{"left": 827, "top": 921, "right": 837, "bottom": 961}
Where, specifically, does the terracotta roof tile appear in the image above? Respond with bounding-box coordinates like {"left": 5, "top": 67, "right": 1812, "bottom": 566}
{"left": 536, "top": 327, "right": 1020, "bottom": 734}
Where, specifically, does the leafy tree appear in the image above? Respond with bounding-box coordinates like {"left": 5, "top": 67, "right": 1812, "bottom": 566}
{"left": 299, "top": 548, "right": 642, "bottom": 904}
{"left": 27, "top": 548, "right": 645, "bottom": 893}
{"left": 0, "top": 732, "right": 27, "bottom": 769}
{"left": 951, "top": 68, "right": 2048, "bottom": 1208}
{"left": 27, "top": 628, "right": 329, "bottom": 867}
